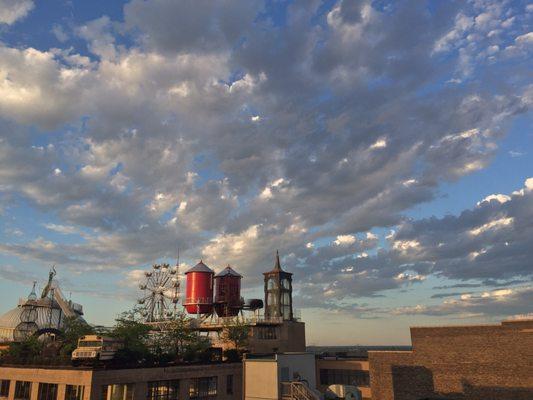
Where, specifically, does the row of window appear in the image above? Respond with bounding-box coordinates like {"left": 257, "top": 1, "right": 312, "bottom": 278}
{"left": 0, "top": 376, "right": 233, "bottom": 400}
{"left": 266, "top": 277, "right": 291, "bottom": 290}
{"left": 102, "top": 377, "right": 225, "bottom": 400}
{"left": 0, "top": 381, "right": 84, "bottom": 400}
{"left": 319, "top": 368, "right": 370, "bottom": 387}
{"left": 254, "top": 326, "right": 278, "bottom": 340}
{"left": 266, "top": 292, "right": 291, "bottom": 305}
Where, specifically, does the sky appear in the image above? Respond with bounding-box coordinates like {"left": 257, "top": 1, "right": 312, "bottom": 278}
{"left": 0, "top": 0, "right": 531, "bottom": 345}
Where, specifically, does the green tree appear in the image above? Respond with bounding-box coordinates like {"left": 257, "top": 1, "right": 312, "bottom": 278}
{"left": 154, "top": 312, "right": 211, "bottom": 362}
{"left": 162, "top": 313, "right": 197, "bottom": 357}
{"left": 221, "top": 319, "right": 250, "bottom": 352}
{"left": 183, "top": 334, "right": 211, "bottom": 362}
{"left": 110, "top": 311, "right": 152, "bottom": 364}
{"left": 1, "top": 336, "right": 42, "bottom": 363}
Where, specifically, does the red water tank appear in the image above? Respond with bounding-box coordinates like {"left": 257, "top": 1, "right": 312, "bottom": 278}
{"left": 214, "top": 266, "right": 243, "bottom": 317}
{"left": 184, "top": 261, "right": 214, "bottom": 314}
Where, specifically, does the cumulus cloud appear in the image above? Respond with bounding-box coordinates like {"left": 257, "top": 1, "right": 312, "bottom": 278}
{"left": 0, "top": 0, "right": 34, "bottom": 25}
{"left": 0, "top": 264, "right": 38, "bottom": 285}
{"left": 393, "top": 286, "right": 533, "bottom": 318}
{"left": 0, "top": 0, "right": 530, "bottom": 319}
{"left": 123, "top": 0, "right": 262, "bottom": 53}
{"left": 295, "top": 178, "right": 533, "bottom": 311}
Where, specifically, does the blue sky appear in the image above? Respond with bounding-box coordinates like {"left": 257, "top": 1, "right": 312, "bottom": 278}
{"left": 0, "top": 0, "right": 531, "bottom": 345}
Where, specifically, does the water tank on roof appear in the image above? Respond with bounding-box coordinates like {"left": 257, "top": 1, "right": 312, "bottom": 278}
{"left": 214, "top": 266, "right": 243, "bottom": 317}
{"left": 184, "top": 261, "right": 214, "bottom": 314}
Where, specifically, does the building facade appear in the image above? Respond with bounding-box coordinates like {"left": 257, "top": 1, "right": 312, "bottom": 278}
{"left": 0, "top": 363, "right": 241, "bottom": 400}
{"left": 369, "top": 319, "right": 533, "bottom": 400}
{"left": 316, "top": 357, "right": 371, "bottom": 399}
{"left": 243, "top": 353, "right": 317, "bottom": 400}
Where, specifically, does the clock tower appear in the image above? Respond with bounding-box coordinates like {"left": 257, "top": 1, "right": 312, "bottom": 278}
{"left": 263, "top": 250, "right": 293, "bottom": 321}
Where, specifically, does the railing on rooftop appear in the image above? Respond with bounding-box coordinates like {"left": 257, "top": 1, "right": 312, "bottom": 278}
{"left": 198, "top": 315, "right": 284, "bottom": 327}
{"left": 281, "top": 381, "right": 322, "bottom": 400}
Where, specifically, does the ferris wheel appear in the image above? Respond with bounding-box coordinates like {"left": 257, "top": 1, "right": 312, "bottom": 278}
{"left": 137, "top": 263, "right": 180, "bottom": 322}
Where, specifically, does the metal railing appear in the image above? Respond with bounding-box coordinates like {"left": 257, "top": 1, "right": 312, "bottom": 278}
{"left": 280, "top": 382, "right": 321, "bottom": 400}
{"left": 184, "top": 297, "right": 213, "bottom": 305}
{"left": 198, "top": 315, "right": 284, "bottom": 327}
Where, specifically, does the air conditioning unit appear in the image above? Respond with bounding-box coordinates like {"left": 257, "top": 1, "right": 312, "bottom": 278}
{"left": 325, "top": 385, "right": 362, "bottom": 400}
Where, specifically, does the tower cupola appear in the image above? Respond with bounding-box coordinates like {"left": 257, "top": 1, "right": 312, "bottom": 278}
{"left": 263, "top": 250, "right": 293, "bottom": 321}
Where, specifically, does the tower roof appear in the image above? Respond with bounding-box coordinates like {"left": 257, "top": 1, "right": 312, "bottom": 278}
{"left": 264, "top": 250, "right": 292, "bottom": 275}
{"left": 27, "top": 281, "right": 37, "bottom": 301}
{"left": 274, "top": 250, "right": 281, "bottom": 271}
{"left": 215, "top": 265, "right": 242, "bottom": 278}
{"left": 185, "top": 260, "right": 214, "bottom": 274}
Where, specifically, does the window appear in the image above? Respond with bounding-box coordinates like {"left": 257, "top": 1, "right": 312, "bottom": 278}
{"left": 267, "top": 277, "right": 277, "bottom": 290}
{"left": 188, "top": 377, "right": 217, "bottom": 399}
{"left": 14, "top": 382, "right": 31, "bottom": 400}
{"left": 79, "top": 341, "right": 102, "bottom": 347}
{"left": 0, "top": 381, "right": 10, "bottom": 398}
{"left": 267, "top": 292, "right": 277, "bottom": 305}
{"left": 281, "top": 278, "right": 290, "bottom": 289}
{"left": 226, "top": 376, "right": 233, "bottom": 396}
{"left": 255, "top": 326, "right": 277, "bottom": 340}
{"left": 65, "top": 386, "right": 84, "bottom": 400}
{"left": 38, "top": 384, "right": 58, "bottom": 400}
{"left": 319, "top": 369, "right": 370, "bottom": 387}
{"left": 281, "top": 367, "right": 290, "bottom": 382}
{"left": 102, "top": 385, "right": 134, "bottom": 400}
{"left": 147, "top": 381, "right": 179, "bottom": 400}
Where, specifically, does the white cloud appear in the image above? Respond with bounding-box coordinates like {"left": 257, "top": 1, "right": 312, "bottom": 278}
{"left": 0, "top": 0, "right": 530, "bottom": 321}
{"left": 392, "top": 286, "right": 532, "bottom": 317}
{"left": 44, "top": 224, "right": 79, "bottom": 235}
{"left": 121, "top": 269, "right": 146, "bottom": 288}
{"left": 369, "top": 138, "right": 387, "bottom": 150}
{"left": 395, "top": 272, "right": 426, "bottom": 283}
{"left": 515, "top": 32, "right": 533, "bottom": 44}
{"left": 0, "top": 46, "right": 91, "bottom": 128}
{"left": 477, "top": 194, "right": 511, "bottom": 206}
{"left": 259, "top": 178, "right": 288, "bottom": 200}
{"left": 392, "top": 240, "right": 420, "bottom": 252}
{"left": 0, "top": 0, "right": 34, "bottom": 25}
{"left": 51, "top": 24, "right": 69, "bottom": 43}
{"left": 202, "top": 225, "right": 260, "bottom": 265}
{"left": 334, "top": 234, "right": 357, "bottom": 246}
{"left": 509, "top": 150, "right": 524, "bottom": 158}
{"left": 469, "top": 217, "right": 513, "bottom": 236}
{"left": 366, "top": 232, "right": 377, "bottom": 240}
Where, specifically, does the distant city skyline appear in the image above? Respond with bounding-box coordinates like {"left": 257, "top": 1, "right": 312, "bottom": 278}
{"left": 0, "top": 0, "right": 531, "bottom": 345}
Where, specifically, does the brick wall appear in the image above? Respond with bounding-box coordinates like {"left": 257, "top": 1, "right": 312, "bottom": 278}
{"left": 369, "top": 319, "right": 533, "bottom": 400}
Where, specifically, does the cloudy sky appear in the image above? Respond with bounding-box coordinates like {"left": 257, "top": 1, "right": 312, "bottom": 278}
{"left": 0, "top": 0, "right": 531, "bottom": 345}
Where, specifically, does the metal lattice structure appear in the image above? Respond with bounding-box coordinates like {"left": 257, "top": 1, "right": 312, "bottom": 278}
{"left": 137, "top": 263, "right": 180, "bottom": 322}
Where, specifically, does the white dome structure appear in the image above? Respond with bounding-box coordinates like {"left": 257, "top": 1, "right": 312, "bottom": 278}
{"left": 0, "top": 300, "right": 71, "bottom": 342}
{"left": 0, "top": 308, "right": 23, "bottom": 342}
{"left": 0, "top": 270, "right": 84, "bottom": 342}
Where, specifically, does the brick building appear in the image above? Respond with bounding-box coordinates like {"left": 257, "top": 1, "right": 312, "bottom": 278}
{"left": 369, "top": 319, "right": 533, "bottom": 400}
{"left": 0, "top": 363, "right": 241, "bottom": 400}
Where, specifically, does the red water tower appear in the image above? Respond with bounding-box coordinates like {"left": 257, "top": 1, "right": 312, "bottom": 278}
{"left": 214, "top": 265, "right": 243, "bottom": 317}
{"left": 184, "top": 261, "right": 214, "bottom": 314}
